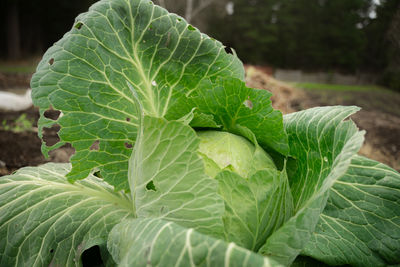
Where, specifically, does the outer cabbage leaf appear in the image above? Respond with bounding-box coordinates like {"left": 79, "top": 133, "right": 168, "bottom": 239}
{"left": 259, "top": 106, "right": 365, "bottom": 265}
{"left": 216, "top": 168, "right": 292, "bottom": 251}
{"left": 166, "top": 77, "right": 289, "bottom": 156}
{"left": 0, "top": 163, "right": 133, "bottom": 267}
{"left": 302, "top": 155, "right": 400, "bottom": 266}
{"left": 286, "top": 106, "right": 364, "bottom": 210}
{"left": 31, "top": 0, "right": 244, "bottom": 190}
{"left": 107, "top": 218, "right": 282, "bottom": 267}
{"left": 129, "top": 115, "right": 224, "bottom": 237}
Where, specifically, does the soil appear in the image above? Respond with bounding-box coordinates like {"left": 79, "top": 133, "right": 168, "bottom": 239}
{"left": 245, "top": 65, "right": 400, "bottom": 171}
{"left": 0, "top": 105, "right": 75, "bottom": 176}
{"left": 0, "top": 67, "right": 399, "bottom": 176}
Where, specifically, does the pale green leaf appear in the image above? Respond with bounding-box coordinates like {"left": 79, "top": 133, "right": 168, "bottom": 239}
{"left": 0, "top": 163, "right": 133, "bottom": 267}
{"left": 129, "top": 115, "right": 224, "bottom": 237}
{"left": 107, "top": 218, "right": 282, "bottom": 267}
{"left": 285, "top": 106, "right": 364, "bottom": 210}
{"left": 259, "top": 106, "right": 365, "bottom": 265}
{"left": 259, "top": 192, "right": 329, "bottom": 265}
{"left": 302, "top": 155, "right": 400, "bottom": 266}
{"left": 31, "top": 0, "right": 244, "bottom": 190}
{"left": 197, "top": 130, "right": 276, "bottom": 178}
{"left": 216, "top": 168, "right": 292, "bottom": 251}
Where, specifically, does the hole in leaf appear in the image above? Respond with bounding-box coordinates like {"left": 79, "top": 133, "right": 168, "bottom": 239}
{"left": 48, "top": 58, "right": 54, "bottom": 65}
{"left": 146, "top": 180, "right": 156, "bottom": 191}
{"left": 243, "top": 98, "right": 253, "bottom": 109}
{"left": 81, "top": 245, "right": 103, "bottom": 266}
{"left": 224, "top": 46, "right": 233, "bottom": 54}
{"left": 124, "top": 142, "right": 133, "bottom": 149}
{"left": 148, "top": 24, "right": 153, "bottom": 30}
{"left": 48, "top": 144, "right": 75, "bottom": 163}
{"left": 43, "top": 124, "right": 60, "bottom": 146}
{"left": 75, "top": 22, "right": 83, "bottom": 29}
{"left": 126, "top": 117, "right": 131, "bottom": 122}
{"left": 44, "top": 108, "right": 61, "bottom": 120}
{"left": 176, "top": 18, "right": 182, "bottom": 22}
{"left": 187, "top": 25, "right": 195, "bottom": 31}
{"left": 93, "top": 170, "right": 102, "bottom": 178}
{"left": 50, "top": 249, "right": 54, "bottom": 254}
{"left": 90, "top": 140, "right": 100, "bottom": 151}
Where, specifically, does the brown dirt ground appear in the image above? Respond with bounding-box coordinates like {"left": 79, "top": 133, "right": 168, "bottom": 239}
{"left": 0, "top": 105, "right": 75, "bottom": 176}
{"left": 245, "top": 65, "right": 400, "bottom": 171}
{"left": 0, "top": 67, "right": 399, "bottom": 176}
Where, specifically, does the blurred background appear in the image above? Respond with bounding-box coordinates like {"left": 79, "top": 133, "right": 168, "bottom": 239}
{"left": 1, "top": 0, "right": 399, "bottom": 88}
{"left": 0, "top": 0, "right": 399, "bottom": 175}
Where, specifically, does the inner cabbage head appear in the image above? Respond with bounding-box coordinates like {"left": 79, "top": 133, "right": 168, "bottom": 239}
{"left": 197, "top": 131, "right": 276, "bottom": 178}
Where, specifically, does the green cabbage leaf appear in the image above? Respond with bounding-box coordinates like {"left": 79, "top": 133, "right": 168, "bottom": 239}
{"left": 107, "top": 218, "right": 281, "bottom": 267}
{"left": 31, "top": 0, "right": 245, "bottom": 191}
{"left": 0, "top": 163, "right": 133, "bottom": 266}
{"left": 302, "top": 155, "right": 400, "bottom": 266}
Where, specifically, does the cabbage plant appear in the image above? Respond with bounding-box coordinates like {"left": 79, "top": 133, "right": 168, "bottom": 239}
{"left": 1, "top": 0, "right": 399, "bottom": 266}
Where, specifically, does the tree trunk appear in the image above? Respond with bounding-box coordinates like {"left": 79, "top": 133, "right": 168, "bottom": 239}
{"left": 387, "top": 3, "right": 400, "bottom": 68}
{"left": 7, "top": 0, "right": 21, "bottom": 60}
{"left": 158, "top": 0, "right": 166, "bottom": 8}
{"left": 185, "top": 0, "right": 193, "bottom": 23}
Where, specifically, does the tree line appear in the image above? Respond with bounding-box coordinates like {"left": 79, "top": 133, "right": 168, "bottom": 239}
{"left": 1, "top": 0, "right": 97, "bottom": 60}
{"left": 1, "top": 0, "right": 399, "bottom": 89}
{"left": 211, "top": 0, "right": 399, "bottom": 72}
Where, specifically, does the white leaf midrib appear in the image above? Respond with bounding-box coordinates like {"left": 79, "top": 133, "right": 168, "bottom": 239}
{"left": 0, "top": 178, "right": 133, "bottom": 217}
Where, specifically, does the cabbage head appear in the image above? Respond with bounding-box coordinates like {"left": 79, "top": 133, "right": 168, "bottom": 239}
{"left": 197, "top": 130, "right": 276, "bottom": 178}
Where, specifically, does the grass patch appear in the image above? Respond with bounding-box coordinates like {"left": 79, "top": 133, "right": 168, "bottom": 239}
{"left": 292, "top": 81, "right": 400, "bottom": 117}
{"left": 0, "top": 57, "right": 40, "bottom": 73}
{"left": 1, "top": 114, "right": 35, "bottom": 133}
{"left": 0, "top": 65, "right": 36, "bottom": 73}
{"left": 293, "top": 82, "right": 388, "bottom": 92}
